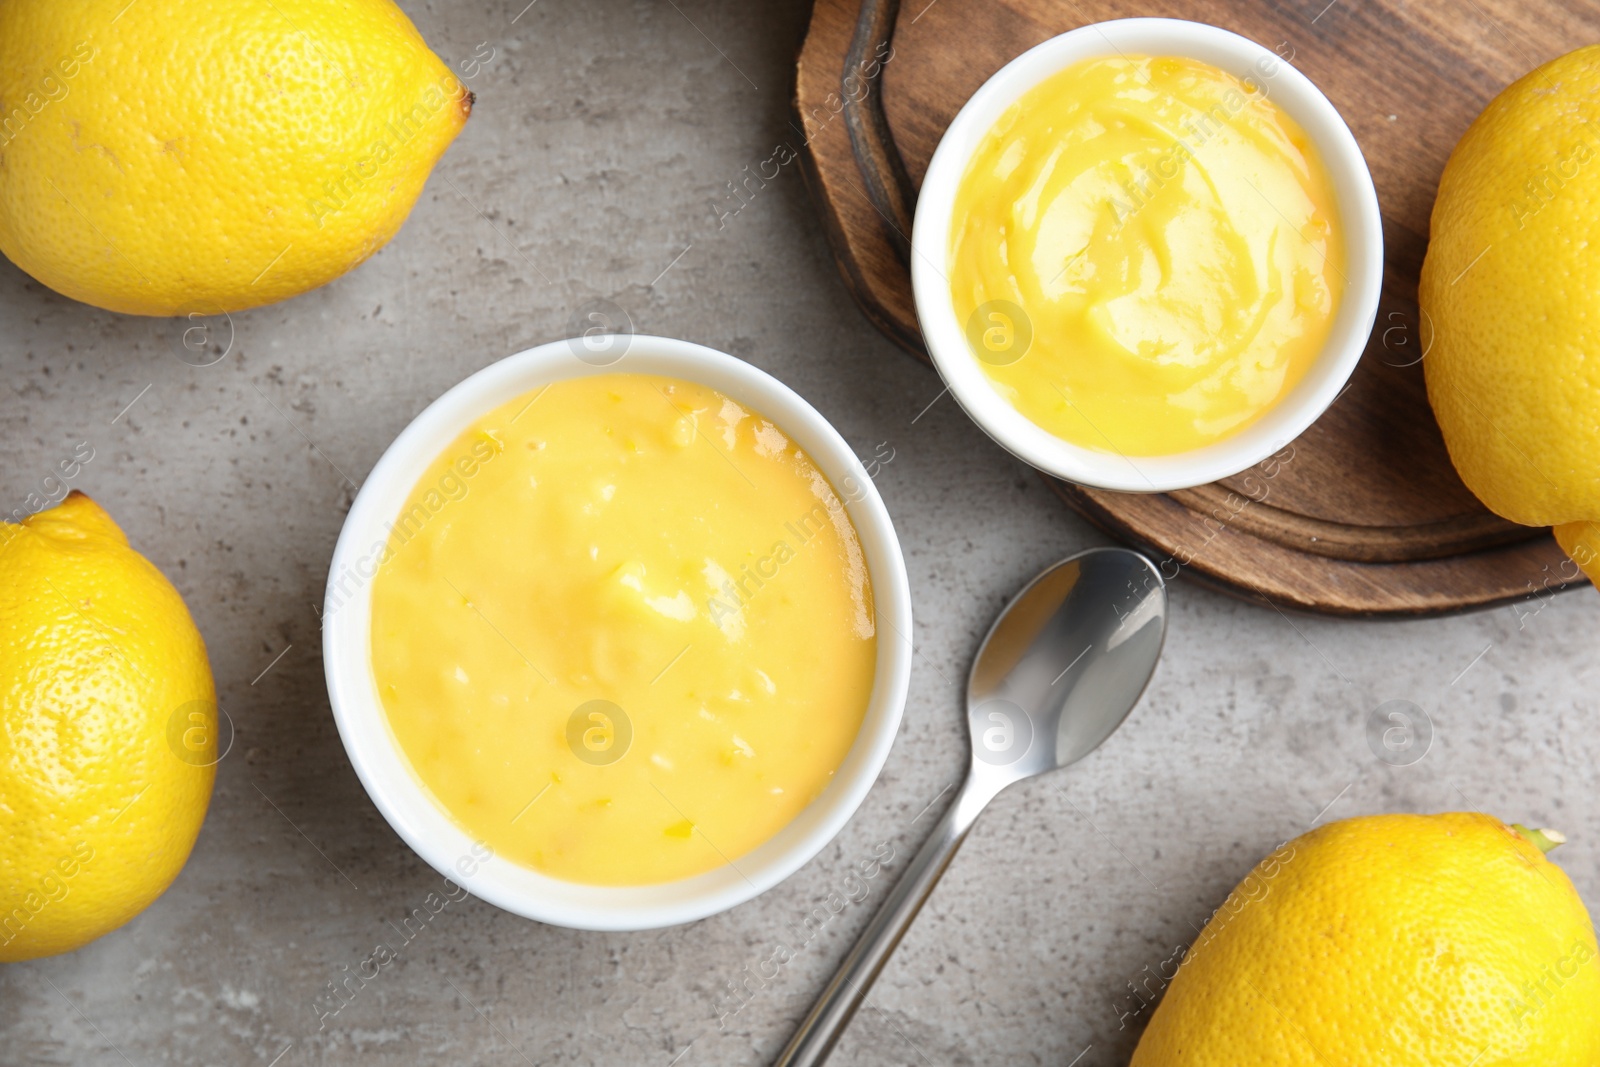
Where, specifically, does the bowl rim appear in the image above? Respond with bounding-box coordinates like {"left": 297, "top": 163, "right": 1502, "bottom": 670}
{"left": 909, "top": 16, "right": 1385, "bottom": 492}
{"left": 321, "top": 335, "right": 913, "bottom": 931}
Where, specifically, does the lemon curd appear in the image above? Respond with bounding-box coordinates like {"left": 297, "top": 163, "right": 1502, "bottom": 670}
{"left": 950, "top": 55, "right": 1345, "bottom": 455}
{"left": 368, "top": 374, "right": 877, "bottom": 885}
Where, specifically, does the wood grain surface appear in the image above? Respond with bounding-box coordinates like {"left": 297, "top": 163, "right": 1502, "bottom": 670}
{"left": 794, "top": 0, "right": 1593, "bottom": 615}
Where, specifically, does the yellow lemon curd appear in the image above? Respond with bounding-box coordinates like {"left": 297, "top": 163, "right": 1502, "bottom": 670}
{"left": 950, "top": 55, "right": 1345, "bottom": 456}
{"left": 369, "top": 374, "right": 877, "bottom": 885}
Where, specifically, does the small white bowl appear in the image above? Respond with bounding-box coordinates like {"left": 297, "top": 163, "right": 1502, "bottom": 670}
{"left": 322, "top": 336, "right": 912, "bottom": 931}
{"left": 911, "top": 18, "right": 1383, "bottom": 492}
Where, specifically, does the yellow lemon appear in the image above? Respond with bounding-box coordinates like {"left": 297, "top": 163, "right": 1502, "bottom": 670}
{"left": 1420, "top": 46, "right": 1600, "bottom": 584}
{"left": 0, "top": 493, "right": 217, "bottom": 962}
{"left": 1131, "top": 813, "right": 1600, "bottom": 1066}
{"left": 0, "top": 0, "right": 469, "bottom": 316}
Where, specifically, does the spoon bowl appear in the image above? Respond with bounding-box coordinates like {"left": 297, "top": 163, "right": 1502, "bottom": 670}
{"left": 969, "top": 549, "right": 1168, "bottom": 782}
{"left": 775, "top": 547, "right": 1167, "bottom": 1067}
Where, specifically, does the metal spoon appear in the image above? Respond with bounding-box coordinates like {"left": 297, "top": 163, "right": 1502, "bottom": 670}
{"left": 774, "top": 547, "right": 1168, "bottom": 1067}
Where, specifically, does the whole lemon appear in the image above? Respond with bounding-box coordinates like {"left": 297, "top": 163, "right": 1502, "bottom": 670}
{"left": 1132, "top": 813, "right": 1600, "bottom": 1066}
{"left": 1420, "top": 46, "right": 1600, "bottom": 584}
{"left": 0, "top": 492, "right": 217, "bottom": 962}
{"left": 0, "top": 0, "right": 469, "bottom": 316}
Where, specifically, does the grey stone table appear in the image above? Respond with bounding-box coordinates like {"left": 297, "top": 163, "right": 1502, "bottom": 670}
{"left": 3, "top": 3, "right": 1596, "bottom": 1065}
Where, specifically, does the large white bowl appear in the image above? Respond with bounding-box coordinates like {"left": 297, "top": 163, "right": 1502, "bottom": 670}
{"left": 322, "top": 336, "right": 912, "bottom": 931}
{"left": 911, "top": 18, "right": 1384, "bottom": 492}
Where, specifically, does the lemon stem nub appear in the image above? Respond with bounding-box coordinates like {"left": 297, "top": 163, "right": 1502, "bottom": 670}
{"left": 1512, "top": 824, "right": 1567, "bottom": 854}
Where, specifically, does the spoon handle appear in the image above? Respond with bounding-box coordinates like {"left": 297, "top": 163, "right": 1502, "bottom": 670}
{"left": 772, "top": 772, "right": 997, "bottom": 1067}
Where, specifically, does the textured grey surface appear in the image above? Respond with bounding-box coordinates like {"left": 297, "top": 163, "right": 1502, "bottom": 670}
{"left": 2, "top": 2, "right": 1597, "bottom": 1065}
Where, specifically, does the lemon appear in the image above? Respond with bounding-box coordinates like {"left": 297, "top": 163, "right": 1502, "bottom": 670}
{"left": 1420, "top": 46, "right": 1600, "bottom": 584}
{"left": 0, "top": 0, "right": 469, "bottom": 316}
{"left": 1131, "top": 813, "right": 1600, "bottom": 1065}
{"left": 0, "top": 493, "right": 217, "bottom": 962}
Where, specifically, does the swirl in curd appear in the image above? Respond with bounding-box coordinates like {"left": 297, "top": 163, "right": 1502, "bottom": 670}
{"left": 950, "top": 54, "right": 1345, "bottom": 456}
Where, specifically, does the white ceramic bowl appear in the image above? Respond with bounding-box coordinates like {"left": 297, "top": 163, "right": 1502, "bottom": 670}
{"left": 322, "top": 336, "right": 912, "bottom": 931}
{"left": 911, "top": 18, "right": 1384, "bottom": 492}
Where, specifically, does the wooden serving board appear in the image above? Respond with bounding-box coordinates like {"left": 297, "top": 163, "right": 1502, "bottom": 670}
{"left": 794, "top": 0, "right": 1593, "bottom": 615}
